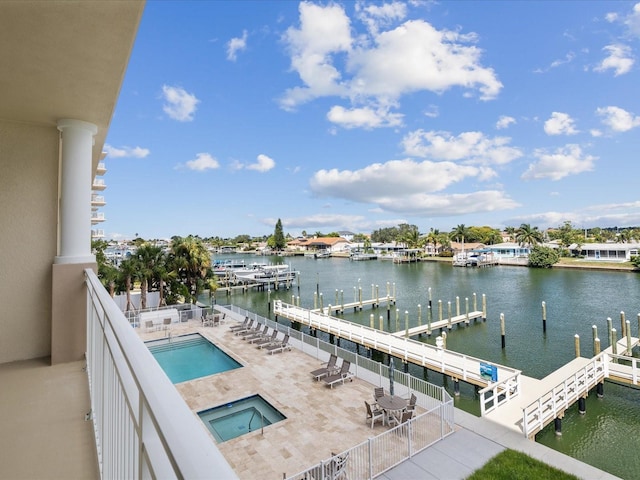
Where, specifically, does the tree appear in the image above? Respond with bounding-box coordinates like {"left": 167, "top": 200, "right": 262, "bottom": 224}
{"left": 515, "top": 223, "right": 543, "bottom": 247}
{"left": 118, "top": 257, "right": 139, "bottom": 312}
{"left": 450, "top": 224, "right": 470, "bottom": 244}
{"left": 528, "top": 245, "right": 560, "bottom": 268}
{"left": 169, "top": 235, "right": 211, "bottom": 303}
{"left": 134, "top": 243, "right": 164, "bottom": 310}
{"left": 371, "top": 226, "right": 398, "bottom": 243}
{"left": 273, "top": 219, "right": 286, "bottom": 250}
{"left": 398, "top": 224, "right": 420, "bottom": 248}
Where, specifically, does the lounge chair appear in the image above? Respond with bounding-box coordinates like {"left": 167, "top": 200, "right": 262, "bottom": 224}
{"left": 266, "top": 334, "right": 290, "bottom": 355}
{"left": 229, "top": 316, "right": 249, "bottom": 332}
{"left": 245, "top": 325, "right": 268, "bottom": 343}
{"left": 322, "top": 360, "right": 353, "bottom": 388}
{"left": 310, "top": 354, "right": 338, "bottom": 381}
{"left": 237, "top": 321, "right": 260, "bottom": 338}
{"left": 365, "top": 400, "right": 385, "bottom": 428}
{"left": 233, "top": 319, "right": 254, "bottom": 335}
{"left": 255, "top": 329, "right": 278, "bottom": 348}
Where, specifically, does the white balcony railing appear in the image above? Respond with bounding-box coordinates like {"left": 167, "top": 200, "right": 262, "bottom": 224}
{"left": 84, "top": 269, "right": 237, "bottom": 479}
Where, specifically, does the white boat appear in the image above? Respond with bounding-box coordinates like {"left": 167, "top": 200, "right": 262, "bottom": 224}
{"left": 212, "top": 259, "right": 247, "bottom": 276}
{"left": 233, "top": 263, "right": 295, "bottom": 282}
{"left": 349, "top": 251, "right": 378, "bottom": 261}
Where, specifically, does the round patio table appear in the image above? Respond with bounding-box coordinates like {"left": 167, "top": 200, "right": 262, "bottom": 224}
{"left": 376, "top": 395, "right": 407, "bottom": 425}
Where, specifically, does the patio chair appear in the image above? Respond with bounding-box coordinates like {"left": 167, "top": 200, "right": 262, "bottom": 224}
{"left": 405, "top": 393, "right": 417, "bottom": 413}
{"left": 373, "top": 387, "right": 386, "bottom": 403}
{"left": 327, "top": 452, "right": 349, "bottom": 480}
{"left": 245, "top": 325, "right": 268, "bottom": 343}
{"left": 388, "top": 409, "right": 413, "bottom": 428}
{"left": 322, "top": 360, "right": 353, "bottom": 388}
{"left": 201, "top": 315, "right": 213, "bottom": 327}
{"left": 266, "top": 334, "right": 290, "bottom": 355}
{"left": 212, "top": 314, "right": 221, "bottom": 326}
{"left": 162, "top": 318, "right": 172, "bottom": 330}
{"left": 310, "top": 354, "right": 338, "bottom": 381}
{"left": 229, "top": 316, "right": 249, "bottom": 332}
{"left": 365, "top": 400, "right": 385, "bottom": 428}
{"left": 145, "top": 320, "right": 155, "bottom": 332}
{"left": 255, "top": 329, "right": 278, "bottom": 348}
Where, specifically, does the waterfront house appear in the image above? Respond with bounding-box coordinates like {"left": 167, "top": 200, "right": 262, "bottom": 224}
{"left": 568, "top": 242, "right": 640, "bottom": 262}
{"left": 290, "top": 236, "right": 351, "bottom": 255}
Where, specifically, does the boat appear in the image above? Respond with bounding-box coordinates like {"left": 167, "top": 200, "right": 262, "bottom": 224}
{"left": 233, "top": 264, "right": 297, "bottom": 283}
{"left": 314, "top": 251, "right": 331, "bottom": 259}
{"left": 349, "top": 251, "right": 378, "bottom": 261}
{"left": 212, "top": 259, "right": 247, "bottom": 276}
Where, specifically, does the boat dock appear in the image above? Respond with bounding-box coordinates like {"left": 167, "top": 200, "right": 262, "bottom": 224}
{"left": 272, "top": 300, "right": 640, "bottom": 439}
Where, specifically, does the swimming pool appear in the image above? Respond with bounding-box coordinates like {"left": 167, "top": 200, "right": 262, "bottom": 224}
{"left": 198, "top": 395, "right": 286, "bottom": 443}
{"left": 146, "top": 333, "right": 242, "bottom": 383}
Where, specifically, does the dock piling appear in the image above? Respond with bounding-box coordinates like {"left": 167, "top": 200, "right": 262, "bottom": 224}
{"left": 482, "top": 294, "right": 487, "bottom": 321}
{"left": 447, "top": 301, "right": 452, "bottom": 330}
{"left": 621, "top": 311, "right": 627, "bottom": 338}
{"left": 574, "top": 334, "right": 580, "bottom": 358}
{"left": 500, "top": 313, "right": 506, "bottom": 349}
{"left": 592, "top": 325, "right": 598, "bottom": 356}
{"left": 542, "top": 301, "right": 547, "bottom": 333}
{"left": 626, "top": 320, "right": 632, "bottom": 354}
{"left": 465, "top": 298, "right": 469, "bottom": 325}
{"left": 405, "top": 310, "right": 409, "bottom": 338}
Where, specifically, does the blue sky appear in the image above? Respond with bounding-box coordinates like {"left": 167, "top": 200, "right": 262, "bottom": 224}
{"left": 103, "top": 1, "right": 640, "bottom": 240}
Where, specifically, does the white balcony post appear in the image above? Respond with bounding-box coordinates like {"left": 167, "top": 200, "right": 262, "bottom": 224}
{"left": 56, "top": 119, "right": 98, "bottom": 264}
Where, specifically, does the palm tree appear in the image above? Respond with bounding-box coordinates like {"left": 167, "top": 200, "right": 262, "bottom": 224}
{"left": 515, "top": 223, "right": 543, "bottom": 247}
{"left": 450, "top": 224, "right": 470, "bottom": 244}
{"left": 118, "top": 257, "right": 139, "bottom": 312}
{"left": 504, "top": 226, "right": 516, "bottom": 242}
{"left": 134, "top": 243, "right": 164, "bottom": 310}
{"left": 170, "top": 236, "right": 211, "bottom": 303}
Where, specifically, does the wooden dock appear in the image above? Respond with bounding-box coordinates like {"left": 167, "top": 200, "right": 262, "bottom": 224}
{"left": 390, "top": 311, "right": 484, "bottom": 337}
{"left": 272, "top": 300, "right": 640, "bottom": 438}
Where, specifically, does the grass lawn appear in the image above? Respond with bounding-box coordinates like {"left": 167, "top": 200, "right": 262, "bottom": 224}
{"left": 467, "top": 449, "right": 579, "bottom": 480}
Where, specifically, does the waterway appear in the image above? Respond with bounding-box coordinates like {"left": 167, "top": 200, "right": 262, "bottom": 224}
{"left": 212, "top": 254, "right": 640, "bottom": 479}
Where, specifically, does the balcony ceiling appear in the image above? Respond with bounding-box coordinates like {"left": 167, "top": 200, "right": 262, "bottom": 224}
{"left": 0, "top": 0, "right": 145, "bottom": 165}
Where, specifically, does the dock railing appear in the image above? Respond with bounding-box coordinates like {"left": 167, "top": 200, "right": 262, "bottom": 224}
{"left": 478, "top": 371, "right": 521, "bottom": 416}
{"left": 273, "top": 300, "right": 521, "bottom": 396}
{"left": 85, "top": 269, "right": 237, "bottom": 479}
{"left": 521, "top": 353, "right": 607, "bottom": 438}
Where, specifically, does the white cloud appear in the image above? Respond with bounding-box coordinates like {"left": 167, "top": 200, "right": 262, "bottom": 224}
{"left": 596, "top": 106, "right": 640, "bottom": 132}
{"left": 227, "top": 30, "right": 248, "bottom": 61}
{"left": 594, "top": 44, "right": 634, "bottom": 76}
{"left": 625, "top": 3, "right": 640, "bottom": 36}
{"left": 327, "top": 105, "right": 403, "bottom": 128}
{"left": 104, "top": 144, "right": 150, "bottom": 159}
{"left": 311, "top": 159, "right": 482, "bottom": 201}
{"left": 355, "top": 1, "right": 407, "bottom": 35}
{"left": 544, "top": 112, "right": 578, "bottom": 135}
{"left": 608, "top": 2, "right": 640, "bottom": 37}
{"left": 280, "top": 3, "right": 502, "bottom": 118}
{"left": 401, "top": 130, "right": 522, "bottom": 166}
{"left": 522, "top": 144, "right": 596, "bottom": 181}
{"left": 161, "top": 85, "right": 199, "bottom": 121}
{"left": 280, "top": 2, "right": 352, "bottom": 110}
{"left": 496, "top": 116, "right": 516, "bottom": 130}
{"left": 347, "top": 20, "right": 502, "bottom": 101}
{"left": 185, "top": 153, "right": 220, "bottom": 171}
{"left": 233, "top": 154, "right": 276, "bottom": 172}
{"left": 247, "top": 154, "right": 276, "bottom": 172}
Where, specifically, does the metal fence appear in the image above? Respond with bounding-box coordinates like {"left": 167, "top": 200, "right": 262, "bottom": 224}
{"left": 220, "top": 304, "right": 455, "bottom": 479}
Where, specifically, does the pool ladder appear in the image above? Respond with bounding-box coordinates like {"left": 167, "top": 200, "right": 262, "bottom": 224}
{"left": 248, "top": 410, "right": 264, "bottom": 435}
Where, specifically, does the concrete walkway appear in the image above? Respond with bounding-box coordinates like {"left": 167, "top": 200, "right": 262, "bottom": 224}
{"left": 380, "top": 409, "right": 620, "bottom": 480}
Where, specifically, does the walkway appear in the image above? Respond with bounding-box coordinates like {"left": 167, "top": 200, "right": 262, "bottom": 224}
{"left": 381, "top": 409, "right": 619, "bottom": 480}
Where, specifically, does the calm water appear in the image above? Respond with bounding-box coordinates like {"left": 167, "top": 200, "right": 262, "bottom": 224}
{"left": 147, "top": 333, "right": 241, "bottom": 383}
{"left": 213, "top": 255, "right": 640, "bottom": 479}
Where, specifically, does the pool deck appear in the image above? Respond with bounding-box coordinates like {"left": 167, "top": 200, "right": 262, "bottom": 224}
{"left": 140, "top": 319, "right": 426, "bottom": 479}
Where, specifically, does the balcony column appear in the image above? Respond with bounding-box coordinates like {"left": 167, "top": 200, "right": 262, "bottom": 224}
{"left": 52, "top": 119, "right": 97, "bottom": 364}
{"left": 55, "top": 119, "right": 97, "bottom": 264}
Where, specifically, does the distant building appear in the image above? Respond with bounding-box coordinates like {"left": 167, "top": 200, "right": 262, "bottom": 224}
{"left": 569, "top": 242, "right": 639, "bottom": 262}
